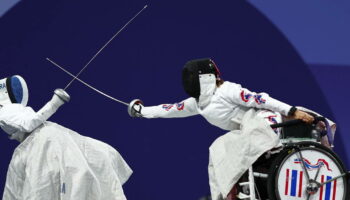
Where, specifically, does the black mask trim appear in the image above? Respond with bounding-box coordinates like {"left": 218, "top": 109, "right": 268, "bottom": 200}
{"left": 182, "top": 58, "right": 218, "bottom": 98}
{"left": 5, "top": 77, "right": 17, "bottom": 103}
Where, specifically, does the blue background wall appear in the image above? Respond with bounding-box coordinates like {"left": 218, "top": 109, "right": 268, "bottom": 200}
{"left": 0, "top": 0, "right": 348, "bottom": 199}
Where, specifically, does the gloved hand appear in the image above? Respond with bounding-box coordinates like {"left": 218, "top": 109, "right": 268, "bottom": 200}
{"left": 37, "top": 89, "right": 70, "bottom": 121}
{"left": 128, "top": 99, "right": 144, "bottom": 117}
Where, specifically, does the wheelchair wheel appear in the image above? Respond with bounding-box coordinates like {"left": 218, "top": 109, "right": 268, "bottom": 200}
{"left": 267, "top": 141, "right": 348, "bottom": 200}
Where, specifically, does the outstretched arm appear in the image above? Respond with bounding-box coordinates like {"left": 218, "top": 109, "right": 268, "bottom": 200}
{"left": 130, "top": 97, "right": 199, "bottom": 118}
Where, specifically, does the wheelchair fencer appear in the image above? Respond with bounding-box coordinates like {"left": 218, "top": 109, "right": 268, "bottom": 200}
{"left": 234, "top": 116, "right": 349, "bottom": 200}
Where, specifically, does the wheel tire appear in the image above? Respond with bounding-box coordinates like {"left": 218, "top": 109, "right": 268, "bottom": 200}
{"left": 267, "top": 141, "right": 348, "bottom": 200}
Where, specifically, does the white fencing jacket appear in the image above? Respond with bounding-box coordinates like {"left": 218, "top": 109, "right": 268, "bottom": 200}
{"left": 141, "top": 76, "right": 293, "bottom": 199}
{"left": 1, "top": 105, "right": 132, "bottom": 200}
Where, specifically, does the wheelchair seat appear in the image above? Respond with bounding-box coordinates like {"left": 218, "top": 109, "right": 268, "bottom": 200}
{"left": 282, "top": 123, "right": 313, "bottom": 138}
{"left": 280, "top": 120, "right": 320, "bottom": 144}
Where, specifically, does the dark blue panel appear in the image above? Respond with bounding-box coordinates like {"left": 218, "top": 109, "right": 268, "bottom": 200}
{"left": 0, "top": 0, "right": 336, "bottom": 199}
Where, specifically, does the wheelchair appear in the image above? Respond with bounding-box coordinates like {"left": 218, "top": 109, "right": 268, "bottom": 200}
{"left": 236, "top": 117, "right": 349, "bottom": 200}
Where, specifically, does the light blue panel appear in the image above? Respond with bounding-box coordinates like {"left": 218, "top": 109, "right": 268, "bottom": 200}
{"left": 248, "top": 0, "right": 350, "bottom": 65}
{"left": 0, "top": 0, "right": 21, "bottom": 17}
{"left": 308, "top": 64, "right": 350, "bottom": 167}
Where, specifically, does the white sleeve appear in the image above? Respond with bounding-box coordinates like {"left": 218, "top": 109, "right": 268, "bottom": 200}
{"left": 141, "top": 97, "right": 199, "bottom": 118}
{"left": 0, "top": 104, "right": 43, "bottom": 133}
{"left": 226, "top": 82, "right": 292, "bottom": 116}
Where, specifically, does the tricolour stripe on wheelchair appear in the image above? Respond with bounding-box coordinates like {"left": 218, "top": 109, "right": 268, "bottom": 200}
{"left": 332, "top": 179, "right": 337, "bottom": 200}
{"left": 320, "top": 175, "right": 324, "bottom": 200}
{"left": 284, "top": 170, "right": 337, "bottom": 199}
{"left": 298, "top": 171, "right": 303, "bottom": 197}
{"left": 285, "top": 169, "right": 290, "bottom": 196}
{"left": 291, "top": 170, "right": 297, "bottom": 196}
{"left": 319, "top": 175, "right": 337, "bottom": 200}
{"left": 284, "top": 169, "right": 303, "bottom": 197}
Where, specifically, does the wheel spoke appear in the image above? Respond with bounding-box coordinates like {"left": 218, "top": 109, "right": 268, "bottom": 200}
{"left": 313, "top": 163, "right": 323, "bottom": 183}
{"left": 306, "top": 194, "right": 311, "bottom": 200}
{"left": 297, "top": 149, "right": 311, "bottom": 183}
{"left": 319, "top": 173, "right": 347, "bottom": 186}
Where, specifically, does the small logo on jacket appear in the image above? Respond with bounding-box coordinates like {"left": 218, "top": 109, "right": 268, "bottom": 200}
{"left": 240, "top": 90, "right": 252, "bottom": 102}
{"left": 254, "top": 94, "right": 266, "bottom": 104}
{"left": 240, "top": 90, "right": 266, "bottom": 104}
{"left": 162, "top": 102, "right": 185, "bottom": 111}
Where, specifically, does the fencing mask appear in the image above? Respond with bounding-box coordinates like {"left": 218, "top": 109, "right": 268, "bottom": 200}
{"left": 182, "top": 58, "right": 220, "bottom": 99}
{"left": 0, "top": 75, "right": 28, "bottom": 107}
